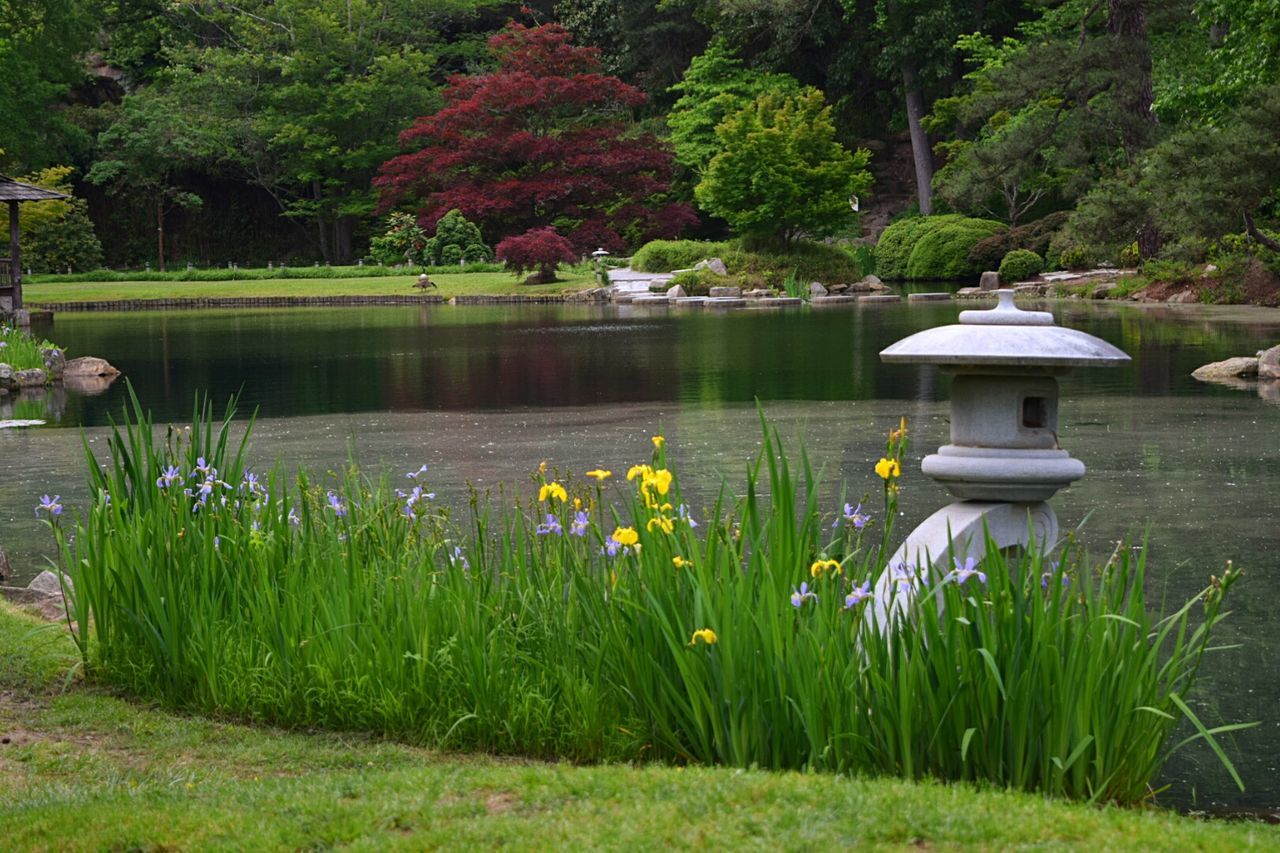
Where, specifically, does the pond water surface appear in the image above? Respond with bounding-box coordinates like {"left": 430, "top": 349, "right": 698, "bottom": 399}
{"left": 1, "top": 299, "right": 1277, "bottom": 812}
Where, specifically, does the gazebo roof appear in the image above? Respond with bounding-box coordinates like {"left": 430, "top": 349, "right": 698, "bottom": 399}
{"left": 0, "top": 175, "right": 67, "bottom": 202}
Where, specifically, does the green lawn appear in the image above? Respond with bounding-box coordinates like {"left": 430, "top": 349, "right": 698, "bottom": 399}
{"left": 1, "top": 602, "right": 1274, "bottom": 851}
{"left": 23, "top": 272, "right": 596, "bottom": 304}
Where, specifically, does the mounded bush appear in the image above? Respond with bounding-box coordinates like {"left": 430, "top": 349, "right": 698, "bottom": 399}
{"left": 669, "top": 268, "right": 727, "bottom": 295}
{"left": 631, "top": 240, "right": 733, "bottom": 272}
{"left": 998, "top": 249, "right": 1044, "bottom": 283}
{"left": 903, "top": 217, "right": 1004, "bottom": 280}
{"left": 967, "top": 211, "right": 1070, "bottom": 272}
{"left": 875, "top": 216, "right": 954, "bottom": 280}
{"left": 632, "top": 238, "right": 862, "bottom": 286}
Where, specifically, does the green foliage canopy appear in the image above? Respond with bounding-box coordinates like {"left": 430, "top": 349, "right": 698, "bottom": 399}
{"left": 695, "top": 88, "right": 872, "bottom": 248}
{"left": 15, "top": 166, "right": 102, "bottom": 273}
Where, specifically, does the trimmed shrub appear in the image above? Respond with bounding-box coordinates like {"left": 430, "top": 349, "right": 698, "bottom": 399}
{"left": 967, "top": 211, "right": 1070, "bottom": 272}
{"left": 998, "top": 249, "right": 1044, "bottom": 283}
{"left": 632, "top": 238, "right": 862, "bottom": 286}
{"left": 904, "top": 217, "right": 1005, "bottom": 280}
{"left": 423, "top": 209, "right": 490, "bottom": 266}
{"left": 875, "top": 216, "right": 950, "bottom": 280}
{"left": 632, "top": 240, "right": 734, "bottom": 272}
{"left": 495, "top": 227, "right": 577, "bottom": 283}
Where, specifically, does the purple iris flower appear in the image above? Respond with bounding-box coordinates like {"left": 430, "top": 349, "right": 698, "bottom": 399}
{"left": 326, "top": 491, "right": 347, "bottom": 517}
{"left": 569, "top": 511, "right": 589, "bottom": 537}
{"left": 190, "top": 457, "right": 216, "bottom": 480}
{"left": 844, "top": 580, "right": 873, "bottom": 609}
{"left": 406, "top": 464, "right": 429, "bottom": 480}
{"left": 156, "top": 465, "right": 183, "bottom": 489}
{"left": 451, "top": 545, "right": 470, "bottom": 572}
{"left": 891, "top": 560, "right": 917, "bottom": 589}
{"left": 536, "top": 513, "right": 563, "bottom": 536}
{"left": 833, "top": 502, "right": 870, "bottom": 531}
{"left": 949, "top": 556, "right": 988, "bottom": 586}
{"left": 35, "top": 494, "right": 63, "bottom": 517}
{"left": 241, "top": 470, "right": 265, "bottom": 498}
{"left": 603, "top": 536, "right": 622, "bottom": 558}
{"left": 287, "top": 507, "right": 301, "bottom": 527}
{"left": 678, "top": 504, "right": 698, "bottom": 528}
{"left": 791, "top": 582, "right": 818, "bottom": 608}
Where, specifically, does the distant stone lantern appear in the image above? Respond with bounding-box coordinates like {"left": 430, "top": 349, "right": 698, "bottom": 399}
{"left": 591, "top": 247, "right": 609, "bottom": 285}
{"left": 872, "top": 290, "right": 1130, "bottom": 619}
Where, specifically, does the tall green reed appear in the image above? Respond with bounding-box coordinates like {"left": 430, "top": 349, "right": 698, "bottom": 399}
{"left": 48, "top": 391, "right": 1248, "bottom": 802}
{"left": 0, "top": 324, "right": 58, "bottom": 372}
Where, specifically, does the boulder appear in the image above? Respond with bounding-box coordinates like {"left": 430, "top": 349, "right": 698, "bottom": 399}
{"left": 15, "top": 368, "right": 46, "bottom": 388}
{"left": 809, "top": 281, "right": 828, "bottom": 297}
{"left": 665, "top": 284, "right": 687, "bottom": 299}
{"left": 1259, "top": 344, "right": 1280, "bottom": 381}
{"left": 27, "top": 570, "right": 72, "bottom": 595}
{"left": 0, "top": 363, "right": 14, "bottom": 393}
{"left": 1091, "top": 282, "right": 1119, "bottom": 299}
{"left": 979, "top": 271, "right": 1001, "bottom": 291}
{"left": 827, "top": 283, "right": 849, "bottom": 294}
{"left": 708, "top": 285, "right": 741, "bottom": 298}
{"left": 743, "top": 289, "right": 771, "bottom": 299}
{"left": 850, "top": 275, "right": 889, "bottom": 293}
{"left": 41, "top": 347, "right": 65, "bottom": 380}
{"left": 693, "top": 258, "right": 728, "bottom": 276}
{"left": 63, "top": 356, "right": 121, "bottom": 378}
{"left": 1192, "top": 357, "right": 1259, "bottom": 381}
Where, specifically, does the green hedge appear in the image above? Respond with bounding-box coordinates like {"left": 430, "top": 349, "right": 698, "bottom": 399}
{"left": 998, "top": 249, "right": 1044, "bottom": 283}
{"left": 967, "top": 212, "right": 1069, "bottom": 272}
{"left": 904, "top": 217, "right": 1004, "bottom": 280}
{"left": 631, "top": 239, "right": 863, "bottom": 285}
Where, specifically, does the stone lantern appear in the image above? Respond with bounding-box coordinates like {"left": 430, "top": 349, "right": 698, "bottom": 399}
{"left": 591, "top": 247, "right": 609, "bottom": 286}
{"left": 871, "top": 290, "right": 1130, "bottom": 620}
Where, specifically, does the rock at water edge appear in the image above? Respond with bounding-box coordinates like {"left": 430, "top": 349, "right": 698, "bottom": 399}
{"left": 809, "top": 281, "right": 828, "bottom": 297}
{"left": 1259, "top": 344, "right": 1280, "bottom": 380}
{"left": 693, "top": 258, "right": 728, "bottom": 276}
{"left": 979, "top": 271, "right": 1001, "bottom": 291}
{"left": 1191, "top": 357, "right": 1259, "bottom": 381}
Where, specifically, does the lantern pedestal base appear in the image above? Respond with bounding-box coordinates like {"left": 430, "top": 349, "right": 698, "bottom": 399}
{"left": 868, "top": 501, "right": 1058, "bottom": 630}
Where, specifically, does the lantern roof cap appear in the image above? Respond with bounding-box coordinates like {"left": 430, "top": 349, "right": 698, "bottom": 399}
{"left": 879, "top": 290, "right": 1130, "bottom": 369}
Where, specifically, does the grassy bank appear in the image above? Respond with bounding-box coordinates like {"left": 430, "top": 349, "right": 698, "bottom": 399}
{"left": 1, "top": 604, "right": 1275, "bottom": 850}
{"left": 23, "top": 271, "right": 596, "bottom": 305}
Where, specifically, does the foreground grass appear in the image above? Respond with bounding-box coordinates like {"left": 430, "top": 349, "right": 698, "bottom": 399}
{"left": 1, "top": 605, "right": 1274, "bottom": 850}
{"left": 23, "top": 271, "right": 595, "bottom": 304}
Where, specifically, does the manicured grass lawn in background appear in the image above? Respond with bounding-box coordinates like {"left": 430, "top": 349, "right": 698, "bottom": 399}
{"left": 1, "top": 603, "right": 1275, "bottom": 850}
{"left": 23, "top": 272, "right": 596, "bottom": 304}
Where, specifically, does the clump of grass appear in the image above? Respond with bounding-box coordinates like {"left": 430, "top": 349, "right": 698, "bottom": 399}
{"left": 45, "top": 390, "right": 1248, "bottom": 803}
{"left": 0, "top": 324, "right": 59, "bottom": 371}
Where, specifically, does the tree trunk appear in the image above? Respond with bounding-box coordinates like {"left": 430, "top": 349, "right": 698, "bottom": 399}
{"left": 1244, "top": 212, "right": 1280, "bottom": 253}
{"left": 157, "top": 195, "right": 167, "bottom": 272}
{"left": 9, "top": 200, "right": 21, "bottom": 310}
{"left": 333, "top": 216, "right": 353, "bottom": 265}
{"left": 902, "top": 65, "right": 934, "bottom": 215}
{"left": 1106, "top": 0, "right": 1155, "bottom": 157}
{"left": 313, "top": 179, "right": 331, "bottom": 263}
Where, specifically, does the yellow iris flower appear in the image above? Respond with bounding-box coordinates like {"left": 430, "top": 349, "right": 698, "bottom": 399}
{"left": 627, "top": 464, "right": 652, "bottom": 481}
{"left": 586, "top": 469, "right": 612, "bottom": 481}
{"left": 652, "top": 435, "right": 665, "bottom": 449}
{"left": 673, "top": 556, "right": 691, "bottom": 569}
{"left": 539, "top": 482, "right": 568, "bottom": 503}
{"left": 689, "top": 628, "right": 717, "bottom": 646}
{"left": 647, "top": 516, "right": 675, "bottom": 534}
{"left": 875, "top": 458, "right": 901, "bottom": 480}
{"left": 810, "top": 559, "right": 842, "bottom": 578}
{"left": 613, "top": 526, "right": 639, "bottom": 546}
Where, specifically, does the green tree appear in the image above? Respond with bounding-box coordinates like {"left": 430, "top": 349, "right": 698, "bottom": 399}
{"left": 667, "top": 40, "right": 801, "bottom": 174}
{"left": 695, "top": 88, "right": 872, "bottom": 247}
{"left": 86, "top": 94, "right": 209, "bottom": 270}
{"left": 0, "top": 0, "right": 97, "bottom": 170}
{"left": 16, "top": 166, "right": 102, "bottom": 273}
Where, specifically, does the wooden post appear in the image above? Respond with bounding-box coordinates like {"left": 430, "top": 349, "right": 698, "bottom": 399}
{"left": 8, "top": 199, "right": 20, "bottom": 311}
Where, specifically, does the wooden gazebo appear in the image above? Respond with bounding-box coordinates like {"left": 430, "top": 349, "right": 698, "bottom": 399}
{"left": 1, "top": 175, "right": 68, "bottom": 312}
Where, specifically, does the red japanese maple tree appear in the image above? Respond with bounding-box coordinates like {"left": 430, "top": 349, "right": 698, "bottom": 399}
{"left": 375, "top": 21, "right": 695, "bottom": 254}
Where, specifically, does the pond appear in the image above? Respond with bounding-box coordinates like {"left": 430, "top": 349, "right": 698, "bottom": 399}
{"left": 2, "top": 299, "right": 1278, "bottom": 813}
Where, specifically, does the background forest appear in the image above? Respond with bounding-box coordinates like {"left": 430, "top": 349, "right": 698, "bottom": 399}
{"left": 2, "top": 0, "right": 1278, "bottom": 285}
